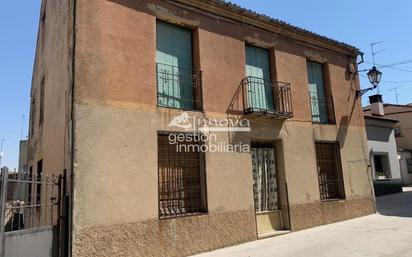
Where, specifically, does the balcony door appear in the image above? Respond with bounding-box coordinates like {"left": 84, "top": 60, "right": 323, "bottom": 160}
{"left": 156, "top": 21, "right": 193, "bottom": 110}
{"left": 307, "top": 61, "right": 328, "bottom": 123}
{"left": 245, "top": 45, "right": 273, "bottom": 110}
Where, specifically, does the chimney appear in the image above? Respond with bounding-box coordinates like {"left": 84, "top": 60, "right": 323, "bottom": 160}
{"left": 369, "top": 94, "right": 384, "bottom": 116}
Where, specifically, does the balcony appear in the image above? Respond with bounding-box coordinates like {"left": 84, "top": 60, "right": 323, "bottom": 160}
{"left": 156, "top": 63, "right": 203, "bottom": 111}
{"left": 309, "top": 95, "right": 336, "bottom": 124}
{"left": 239, "top": 76, "right": 293, "bottom": 119}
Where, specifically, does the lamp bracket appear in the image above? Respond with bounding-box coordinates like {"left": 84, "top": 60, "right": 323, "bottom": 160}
{"left": 356, "top": 85, "right": 377, "bottom": 98}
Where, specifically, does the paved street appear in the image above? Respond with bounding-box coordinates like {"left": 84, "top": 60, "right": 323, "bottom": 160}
{"left": 193, "top": 189, "right": 412, "bottom": 257}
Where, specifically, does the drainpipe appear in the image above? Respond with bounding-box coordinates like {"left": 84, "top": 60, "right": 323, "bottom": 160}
{"left": 369, "top": 148, "right": 377, "bottom": 212}
{"left": 67, "top": 0, "right": 77, "bottom": 256}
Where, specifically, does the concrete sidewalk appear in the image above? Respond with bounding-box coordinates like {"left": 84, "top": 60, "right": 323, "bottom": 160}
{"left": 192, "top": 190, "right": 412, "bottom": 257}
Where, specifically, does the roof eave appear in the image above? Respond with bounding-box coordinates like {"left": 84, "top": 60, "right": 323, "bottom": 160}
{"left": 174, "top": 0, "right": 361, "bottom": 57}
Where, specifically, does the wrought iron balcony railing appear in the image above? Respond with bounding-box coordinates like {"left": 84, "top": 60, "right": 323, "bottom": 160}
{"left": 241, "top": 76, "right": 293, "bottom": 118}
{"left": 156, "top": 63, "right": 203, "bottom": 111}
{"left": 309, "top": 95, "right": 336, "bottom": 124}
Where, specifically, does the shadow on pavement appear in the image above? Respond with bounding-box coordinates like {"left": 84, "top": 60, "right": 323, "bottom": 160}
{"left": 376, "top": 191, "right": 412, "bottom": 218}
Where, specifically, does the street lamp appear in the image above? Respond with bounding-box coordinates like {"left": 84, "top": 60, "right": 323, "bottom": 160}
{"left": 367, "top": 66, "right": 382, "bottom": 86}
{"left": 356, "top": 66, "right": 383, "bottom": 97}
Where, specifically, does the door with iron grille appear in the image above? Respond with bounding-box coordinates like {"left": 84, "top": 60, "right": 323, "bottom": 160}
{"left": 307, "top": 61, "right": 328, "bottom": 123}
{"left": 156, "top": 21, "right": 194, "bottom": 110}
{"left": 245, "top": 45, "right": 273, "bottom": 110}
{"left": 251, "top": 145, "right": 284, "bottom": 236}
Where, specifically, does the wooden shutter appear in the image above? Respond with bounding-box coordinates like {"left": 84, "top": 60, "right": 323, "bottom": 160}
{"left": 245, "top": 45, "right": 273, "bottom": 110}
{"left": 156, "top": 21, "right": 193, "bottom": 109}
{"left": 307, "top": 61, "right": 328, "bottom": 123}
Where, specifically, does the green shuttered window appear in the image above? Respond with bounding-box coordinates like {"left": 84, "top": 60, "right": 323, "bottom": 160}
{"left": 245, "top": 45, "right": 273, "bottom": 110}
{"left": 307, "top": 61, "right": 328, "bottom": 123}
{"left": 156, "top": 21, "right": 194, "bottom": 110}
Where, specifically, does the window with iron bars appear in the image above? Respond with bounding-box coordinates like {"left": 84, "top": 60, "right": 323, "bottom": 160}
{"left": 314, "top": 141, "right": 345, "bottom": 201}
{"left": 158, "top": 133, "right": 207, "bottom": 219}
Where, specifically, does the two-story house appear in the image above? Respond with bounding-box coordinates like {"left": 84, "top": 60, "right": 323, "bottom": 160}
{"left": 28, "top": 0, "right": 375, "bottom": 256}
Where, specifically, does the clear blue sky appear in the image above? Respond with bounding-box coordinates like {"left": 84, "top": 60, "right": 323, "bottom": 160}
{"left": 0, "top": 0, "right": 411, "bottom": 169}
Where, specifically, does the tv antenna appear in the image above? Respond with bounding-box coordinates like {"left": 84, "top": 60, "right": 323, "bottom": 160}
{"left": 370, "top": 41, "right": 384, "bottom": 94}
{"left": 389, "top": 85, "right": 404, "bottom": 104}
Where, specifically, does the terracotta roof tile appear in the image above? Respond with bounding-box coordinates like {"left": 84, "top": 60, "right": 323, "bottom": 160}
{"left": 211, "top": 0, "right": 359, "bottom": 53}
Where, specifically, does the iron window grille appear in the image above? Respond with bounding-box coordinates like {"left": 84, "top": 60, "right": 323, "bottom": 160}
{"left": 158, "top": 133, "right": 207, "bottom": 219}
{"left": 156, "top": 63, "right": 203, "bottom": 111}
{"left": 314, "top": 141, "right": 345, "bottom": 201}
{"left": 309, "top": 95, "right": 336, "bottom": 124}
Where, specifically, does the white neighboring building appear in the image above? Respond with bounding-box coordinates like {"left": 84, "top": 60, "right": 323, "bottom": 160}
{"left": 398, "top": 150, "right": 412, "bottom": 186}
{"left": 364, "top": 94, "right": 402, "bottom": 196}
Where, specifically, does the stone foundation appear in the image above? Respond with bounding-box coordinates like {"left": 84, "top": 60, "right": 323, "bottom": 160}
{"left": 73, "top": 209, "right": 257, "bottom": 257}
{"left": 290, "top": 197, "right": 376, "bottom": 231}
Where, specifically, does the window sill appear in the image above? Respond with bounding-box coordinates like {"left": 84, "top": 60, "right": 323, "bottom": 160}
{"left": 312, "top": 121, "right": 336, "bottom": 125}
{"left": 157, "top": 105, "right": 203, "bottom": 113}
{"left": 159, "top": 212, "right": 208, "bottom": 221}
{"left": 320, "top": 198, "right": 346, "bottom": 203}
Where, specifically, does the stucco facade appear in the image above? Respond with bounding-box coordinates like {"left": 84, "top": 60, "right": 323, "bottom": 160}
{"left": 28, "top": 0, "right": 375, "bottom": 256}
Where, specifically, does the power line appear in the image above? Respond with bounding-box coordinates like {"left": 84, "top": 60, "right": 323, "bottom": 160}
{"left": 364, "top": 61, "right": 412, "bottom": 73}
{"left": 379, "top": 59, "right": 412, "bottom": 69}
{"left": 386, "top": 66, "right": 412, "bottom": 73}
{"left": 360, "top": 74, "right": 412, "bottom": 84}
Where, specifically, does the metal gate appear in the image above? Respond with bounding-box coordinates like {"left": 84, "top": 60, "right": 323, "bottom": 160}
{"left": 0, "top": 168, "right": 65, "bottom": 257}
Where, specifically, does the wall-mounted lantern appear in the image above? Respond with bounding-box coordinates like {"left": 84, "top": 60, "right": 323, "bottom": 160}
{"left": 357, "top": 66, "right": 382, "bottom": 97}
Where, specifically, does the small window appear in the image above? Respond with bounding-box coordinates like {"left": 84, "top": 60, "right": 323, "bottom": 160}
{"left": 40, "top": 0, "right": 47, "bottom": 50}
{"left": 39, "top": 76, "right": 45, "bottom": 125}
{"left": 30, "top": 97, "right": 36, "bottom": 136}
{"left": 157, "top": 133, "right": 207, "bottom": 218}
{"left": 36, "top": 160, "right": 43, "bottom": 204}
{"left": 374, "top": 154, "right": 391, "bottom": 179}
{"left": 406, "top": 158, "right": 412, "bottom": 174}
{"left": 394, "top": 127, "right": 402, "bottom": 137}
{"left": 315, "top": 141, "right": 345, "bottom": 201}
{"left": 28, "top": 166, "right": 33, "bottom": 204}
